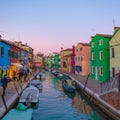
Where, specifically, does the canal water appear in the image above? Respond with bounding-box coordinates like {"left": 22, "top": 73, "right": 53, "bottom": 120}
{"left": 33, "top": 72, "right": 109, "bottom": 120}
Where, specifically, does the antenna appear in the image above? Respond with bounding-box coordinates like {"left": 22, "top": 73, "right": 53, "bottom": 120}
{"left": 113, "top": 19, "right": 115, "bottom": 28}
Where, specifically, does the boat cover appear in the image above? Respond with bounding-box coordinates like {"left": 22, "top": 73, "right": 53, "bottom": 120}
{"left": 2, "top": 108, "right": 33, "bottom": 120}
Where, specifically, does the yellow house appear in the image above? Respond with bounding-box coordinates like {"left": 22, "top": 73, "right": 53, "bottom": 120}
{"left": 110, "top": 27, "right": 120, "bottom": 77}
{"left": 60, "top": 48, "right": 72, "bottom": 71}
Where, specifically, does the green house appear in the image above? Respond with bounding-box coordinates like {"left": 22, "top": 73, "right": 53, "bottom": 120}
{"left": 90, "top": 34, "right": 112, "bottom": 82}
{"left": 54, "top": 54, "right": 60, "bottom": 69}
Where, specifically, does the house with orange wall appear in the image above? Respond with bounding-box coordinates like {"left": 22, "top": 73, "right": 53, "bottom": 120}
{"left": 75, "top": 43, "right": 90, "bottom": 76}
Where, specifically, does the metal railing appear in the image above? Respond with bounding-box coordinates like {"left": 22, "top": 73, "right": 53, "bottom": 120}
{"left": 100, "top": 76, "right": 118, "bottom": 94}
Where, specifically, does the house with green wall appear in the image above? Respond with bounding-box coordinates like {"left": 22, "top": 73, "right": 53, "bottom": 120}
{"left": 90, "top": 34, "right": 112, "bottom": 82}
{"left": 110, "top": 27, "right": 120, "bottom": 77}
{"left": 54, "top": 53, "right": 60, "bottom": 69}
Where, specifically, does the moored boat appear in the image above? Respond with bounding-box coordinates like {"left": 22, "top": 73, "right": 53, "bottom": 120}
{"left": 62, "top": 80, "right": 77, "bottom": 93}
{"left": 19, "top": 86, "right": 39, "bottom": 107}
{"left": 30, "top": 79, "right": 43, "bottom": 90}
{"left": 2, "top": 103, "right": 33, "bottom": 120}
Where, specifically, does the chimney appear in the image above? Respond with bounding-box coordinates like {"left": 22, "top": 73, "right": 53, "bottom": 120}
{"left": 90, "top": 36, "right": 94, "bottom": 40}
{"left": 114, "top": 27, "right": 120, "bottom": 34}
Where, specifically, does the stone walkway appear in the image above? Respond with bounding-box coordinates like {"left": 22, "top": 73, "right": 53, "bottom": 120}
{"left": 0, "top": 70, "right": 39, "bottom": 119}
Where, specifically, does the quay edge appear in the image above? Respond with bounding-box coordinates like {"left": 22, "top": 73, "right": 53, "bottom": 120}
{"left": 64, "top": 73, "right": 120, "bottom": 120}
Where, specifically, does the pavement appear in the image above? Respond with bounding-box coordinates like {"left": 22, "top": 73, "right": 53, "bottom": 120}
{"left": 0, "top": 70, "right": 39, "bottom": 119}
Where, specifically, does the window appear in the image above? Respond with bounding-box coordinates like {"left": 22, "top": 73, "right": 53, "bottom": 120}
{"left": 92, "top": 66, "right": 94, "bottom": 74}
{"left": 76, "top": 48, "right": 78, "bottom": 52}
{"left": 75, "top": 56, "right": 77, "bottom": 61}
{"left": 91, "top": 43, "right": 94, "bottom": 48}
{"left": 92, "top": 52, "right": 94, "bottom": 60}
{"left": 78, "top": 56, "right": 80, "bottom": 61}
{"left": 99, "top": 39, "right": 103, "bottom": 46}
{"left": 80, "top": 47, "right": 82, "bottom": 51}
{"left": 100, "top": 67, "right": 103, "bottom": 75}
{"left": 112, "top": 67, "right": 115, "bottom": 78}
{"left": 0, "top": 46, "right": 4, "bottom": 57}
{"left": 111, "top": 48, "right": 115, "bottom": 58}
{"left": 99, "top": 51, "right": 103, "bottom": 60}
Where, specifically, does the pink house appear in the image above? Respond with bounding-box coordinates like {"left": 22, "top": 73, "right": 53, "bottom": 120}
{"left": 75, "top": 43, "right": 90, "bottom": 76}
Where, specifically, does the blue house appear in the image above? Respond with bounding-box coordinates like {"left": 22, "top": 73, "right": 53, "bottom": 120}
{"left": 0, "top": 37, "right": 11, "bottom": 78}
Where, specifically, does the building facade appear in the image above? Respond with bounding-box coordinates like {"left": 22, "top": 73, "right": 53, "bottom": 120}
{"left": 90, "top": 34, "right": 112, "bottom": 82}
{"left": 110, "top": 27, "right": 120, "bottom": 77}
{"left": 75, "top": 43, "right": 90, "bottom": 76}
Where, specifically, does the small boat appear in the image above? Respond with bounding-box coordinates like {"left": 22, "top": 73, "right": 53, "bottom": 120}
{"left": 19, "top": 86, "right": 39, "bottom": 107}
{"left": 2, "top": 103, "right": 33, "bottom": 120}
{"left": 36, "top": 72, "right": 46, "bottom": 80}
{"left": 62, "top": 80, "right": 77, "bottom": 93}
{"left": 30, "top": 79, "right": 43, "bottom": 90}
{"left": 57, "top": 73, "right": 64, "bottom": 79}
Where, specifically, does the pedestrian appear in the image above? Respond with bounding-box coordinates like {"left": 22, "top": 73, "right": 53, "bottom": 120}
{"left": 1, "top": 75, "right": 8, "bottom": 96}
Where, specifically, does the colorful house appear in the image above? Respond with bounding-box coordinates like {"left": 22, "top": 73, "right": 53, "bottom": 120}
{"left": 60, "top": 48, "right": 72, "bottom": 71}
{"left": 0, "top": 38, "right": 11, "bottom": 78}
{"left": 54, "top": 53, "right": 60, "bottom": 70}
{"left": 34, "top": 52, "right": 44, "bottom": 67}
{"left": 75, "top": 43, "right": 90, "bottom": 76}
{"left": 90, "top": 34, "right": 112, "bottom": 82}
{"left": 71, "top": 45, "right": 75, "bottom": 74}
{"left": 14, "top": 41, "right": 34, "bottom": 68}
{"left": 64, "top": 53, "right": 72, "bottom": 72}
{"left": 110, "top": 27, "right": 120, "bottom": 77}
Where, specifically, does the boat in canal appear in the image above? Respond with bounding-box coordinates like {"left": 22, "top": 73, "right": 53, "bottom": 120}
{"left": 2, "top": 103, "right": 33, "bottom": 120}
{"left": 36, "top": 72, "right": 46, "bottom": 80}
{"left": 30, "top": 79, "right": 43, "bottom": 90}
{"left": 62, "top": 80, "right": 77, "bottom": 93}
{"left": 19, "top": 85, "right": 39, "bottom": 107}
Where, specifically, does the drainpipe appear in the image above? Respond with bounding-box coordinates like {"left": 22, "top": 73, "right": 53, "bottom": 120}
{"left": 118, "top": 73, "right": 120, "bottom": 92}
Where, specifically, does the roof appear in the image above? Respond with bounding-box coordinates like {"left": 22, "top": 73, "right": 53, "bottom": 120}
{"left": 96, "top": 34, "right": 112, "bottom": 38}
{"left": 61, "top": 48, "right": 72, "bottom": 52}
{"left": 77, "top": 42, "right": 90, "bottom": 46}
{"left": 64, "top": 53, "right": 72, "bottom": 57}
{"left": 0, "top": 39, "right": 28, "bottom": 52}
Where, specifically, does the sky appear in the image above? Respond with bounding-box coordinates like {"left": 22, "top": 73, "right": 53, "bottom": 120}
{"left": 0, "top": 0, "right": 120, "bottom": 55}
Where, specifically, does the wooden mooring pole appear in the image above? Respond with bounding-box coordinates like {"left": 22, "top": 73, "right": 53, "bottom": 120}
{"left": 1, "top": 95, "right": 7, "bottom": 111}
{"left": 84, "top": 74, "right": 90, "bottom": 89}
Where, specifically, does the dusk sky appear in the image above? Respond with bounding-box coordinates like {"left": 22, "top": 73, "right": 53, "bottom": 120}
{"left": 0, "top": 0, "right": 120, "bottom": 55}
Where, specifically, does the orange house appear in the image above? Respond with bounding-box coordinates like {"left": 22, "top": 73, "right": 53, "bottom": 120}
{"left": 75, "top": 43, "right": 90, "bottom": 76}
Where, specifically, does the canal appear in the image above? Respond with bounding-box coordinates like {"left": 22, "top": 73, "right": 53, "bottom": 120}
{"left": 33, "top": 72, "right": 109, "bottom": 120}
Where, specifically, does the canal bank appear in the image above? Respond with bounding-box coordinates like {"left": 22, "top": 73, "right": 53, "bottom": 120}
{"left": 62, "top": 72, "right": 120, "bottom": 120}
{"left": 0, "top": 70, "right": 39, "bottom": 119}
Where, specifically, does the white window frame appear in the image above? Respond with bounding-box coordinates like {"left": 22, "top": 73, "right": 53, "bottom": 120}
{"left": 92, "top": 43, "right": 94, "bottom": 48}
{"left": 99, "top": 39, "right": 103, "bottom": 46}
{"left": 100, "top": 67, "right": 103, "bottom": 76}
{"left": 99, "top": 51, "right": 103, "bottom": 60}
{"left": 92, "top": 52, "right": 94, "bottom": 60}
{"left": 92, "top": 66, "right": 94, "bottom": 74}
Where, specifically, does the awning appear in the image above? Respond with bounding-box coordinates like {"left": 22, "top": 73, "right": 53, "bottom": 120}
{"left": 0, "top": 66, "right": 10, "bottom": 70}
{"left": 11, "top": 63, "right": 23, "bottom": 68}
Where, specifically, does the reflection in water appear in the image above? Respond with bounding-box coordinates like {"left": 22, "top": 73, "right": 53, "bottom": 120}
{"left": 72, "top": 92, "right": 91, "bottom": 114}
{"left": 33, "top": 72, "right": 109, "bottom": 120}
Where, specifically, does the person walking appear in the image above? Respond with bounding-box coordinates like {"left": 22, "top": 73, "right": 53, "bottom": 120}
{"left": 1, "top": 75, "right": 8, "bottom": 96}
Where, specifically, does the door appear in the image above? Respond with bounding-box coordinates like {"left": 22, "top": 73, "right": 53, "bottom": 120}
{"left": 95, "top": 67, "right": 98, "bottom": 80}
